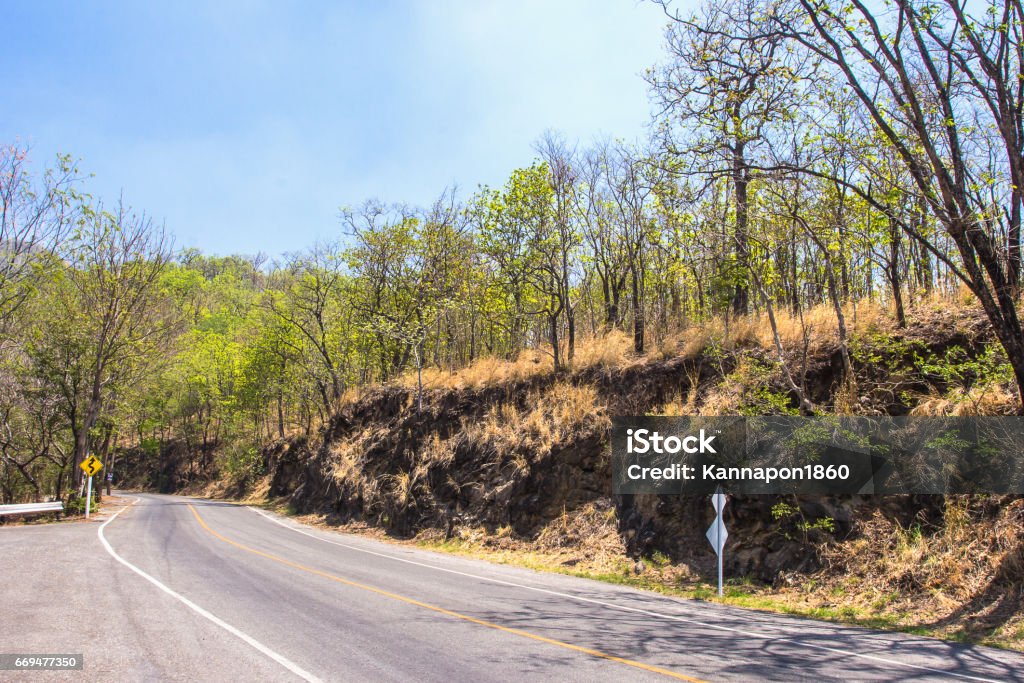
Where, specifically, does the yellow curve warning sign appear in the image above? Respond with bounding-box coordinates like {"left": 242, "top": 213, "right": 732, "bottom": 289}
{"left": 79, "top": 455, "right": 103, "bottom": 477}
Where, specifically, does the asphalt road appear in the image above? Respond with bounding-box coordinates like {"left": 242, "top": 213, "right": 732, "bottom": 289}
{"left": 2, "top": 493, "right": 1022, "bottom": 682}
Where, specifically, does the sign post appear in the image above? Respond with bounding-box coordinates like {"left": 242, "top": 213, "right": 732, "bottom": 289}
{"left": 79, "top": 456, "right": 103, "bottom": 519}
{"left": 705, "top": 486, "right": 728, "bottom": 597}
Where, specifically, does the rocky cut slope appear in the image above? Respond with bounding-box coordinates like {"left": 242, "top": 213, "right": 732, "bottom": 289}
{"left": 263, "top": 301, "right": 1016, "bottom": 582}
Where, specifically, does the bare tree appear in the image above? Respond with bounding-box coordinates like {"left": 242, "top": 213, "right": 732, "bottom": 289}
{"left": 775, "top": 0, "right": 1024, "bottom": 407}
{"left": 650, "top": 0, "right": 807, "bottom": 316}
{"left": 535, "top": 131, "right": 581, "bottom": 364}
{"left": 266, "top": 241, "right": 350, "bottom": 415}
{"left": 603, "top": 142, "right": 660, "bottom": 353}
{"left": 0, "top": 145, "right": 78, "bottom": 331}
{"left": 573, "top": 141, "right": 630, "bottom": 330}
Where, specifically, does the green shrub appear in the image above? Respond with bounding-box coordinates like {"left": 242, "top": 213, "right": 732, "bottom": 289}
{"left": 65, "top": 494, "right": 97, "bottom": 516}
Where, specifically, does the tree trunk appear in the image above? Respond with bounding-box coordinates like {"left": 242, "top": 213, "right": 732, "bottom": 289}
{"left": 732, "top": 143, "right": 750, "bottom": 316}
{"left": 948, "top": 218, "right": 1024, "bottom": 409}
{"left": 1011, "top": 189, "right": 1022, "bottom": 296}
{"left": 631, "top": 266, "right": 644, "bottom": 353}
{"left": 888, "top": 219, "right": 907, "bottom": 328}
{"left": 72, "top": 388, "right": 102, "bottom": 492}
{"left": 549, "top": 312, "right": 561, "bottom": 372}
{"left": 277, "top": 391, "right": 285, "bottom": 439}
{"left": 566, "top": 304, "right": 575, "bottom": 363}
{"left": 105, "top": 450, "right": 116, "bottom": 495}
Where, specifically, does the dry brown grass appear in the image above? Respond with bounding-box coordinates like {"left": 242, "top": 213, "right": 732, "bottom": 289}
{"left": 910, "top": 384, "right": 1019, "bottom": 416}
{"left": 329, "top": 429, "right": 371, "bottom": 482}
{"left": 461, "top": 382, "right": 605, "bottom": 460}
{"left": 402, "top": 332, "right": 640, "bottom": 392}
{"left": 411, "top": 498, "right": 640, "bottom": 578}
{"left": 755, "top": 299, "right": 895, "bottom": 352}
{"left": 385, "top": 468, "right": 426, "bottom": 509}
{"left": 658, "top": 299, "right": 894, "bottom": 364}
{"left": 760, "top": 305, "right": 832, "bottom": 350}
{"left": 812, "top": 497, "right": 1024, "bottom": 646}
{"left": 389, "top": 293, "right": 991, "bottom": 422}
{"left": 832, "top": 375, "right": 863, "bottom": 415}
{"left": 697, "top": 357, "right": 774, "bottom": 416}
{"left": 395, "top": 296, "right": 962, "bottom": 396}
{"left": 405, "top": 348, "right": 552, "bottom": 392}
{"left": 658, "top": 392, "right": 692, "bottom": 416}
{"left": 572, "top": 329, "right": 638, "bottom": 370}
{"left": 328, "top": 428, "right": 386, "bottom": 512}
{"left": 419, "top": 431, "right": 455, "bottom": 468}
{"left": 665, "top": 316, "right": 761, "bottom": 360}
{"left": 336, "top": 385, "right": 367, "bottom": 411}
{"left": 531, "top": 501, "right": 627, "bottom": 563}
{"left": 835, "top": 501, "right": 1013, "bottom": 598}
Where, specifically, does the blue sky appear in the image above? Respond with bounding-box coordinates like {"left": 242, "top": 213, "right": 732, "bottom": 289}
{"left": 3, "top": 1, "right": 672, "bottom": 257}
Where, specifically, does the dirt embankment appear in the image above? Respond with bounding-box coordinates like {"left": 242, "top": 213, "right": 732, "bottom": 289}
{"left": 266, "top": 305, "right": 1012, "bottom": 578}
{"left": 123, "top": 302, "right": 1024, "bottom": 646}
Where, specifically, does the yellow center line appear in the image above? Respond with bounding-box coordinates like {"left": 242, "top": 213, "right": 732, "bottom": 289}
{"left": 187, "top": 504, "right": 707, "bottom": 682}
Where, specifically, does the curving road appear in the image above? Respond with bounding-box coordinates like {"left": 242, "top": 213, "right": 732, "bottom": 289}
{"left": 1, "top": 493, "right": 1022, "bottom": 682}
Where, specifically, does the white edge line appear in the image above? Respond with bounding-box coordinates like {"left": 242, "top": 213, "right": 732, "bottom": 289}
{"left": 98, "top": 497, "right": 323, "bottom": 683}
{"left": 250, "top": 506, "right": 1003, "bottom": 683}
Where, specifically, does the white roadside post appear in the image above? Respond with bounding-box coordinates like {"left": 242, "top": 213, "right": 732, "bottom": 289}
{"left": 706, "top": 486, "right": 728, "bottom": 597}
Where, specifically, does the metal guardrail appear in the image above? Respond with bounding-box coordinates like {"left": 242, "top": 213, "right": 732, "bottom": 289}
{"left": 0, "top": 501, "right": 64, "bottom": 517}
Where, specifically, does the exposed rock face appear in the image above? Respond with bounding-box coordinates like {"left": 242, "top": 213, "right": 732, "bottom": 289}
{"left": 254, "top": 353, "right": 835, "bottom": 579}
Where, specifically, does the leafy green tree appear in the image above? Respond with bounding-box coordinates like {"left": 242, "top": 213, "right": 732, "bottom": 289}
{"left": 36, "top": 200, "right": 177, "bottom": 492}
{"left": 650, "top": 0, "right": 806, "bottom": 316}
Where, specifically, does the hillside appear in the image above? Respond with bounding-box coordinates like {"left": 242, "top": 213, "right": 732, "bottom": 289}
{"left": 119, "top": 296, "right": 1024, "bottom": 649}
